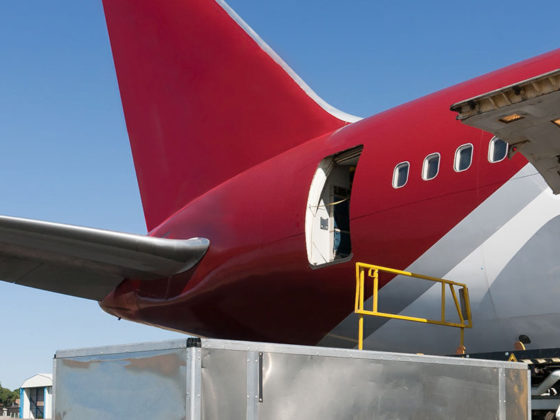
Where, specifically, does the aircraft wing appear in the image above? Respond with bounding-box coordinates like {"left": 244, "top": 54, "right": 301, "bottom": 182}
{"left": 0, "top": 215, "right": 209, "bottom": 300}
{"left": 451, "top": 69, "right": 560, "bottom": 193}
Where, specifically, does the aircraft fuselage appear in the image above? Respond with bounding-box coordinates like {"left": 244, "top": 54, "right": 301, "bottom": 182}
{"left": 101, "top": 49, "right": 560, "bottom": 354}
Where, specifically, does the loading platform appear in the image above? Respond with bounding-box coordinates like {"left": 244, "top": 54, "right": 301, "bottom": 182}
{"left": 53, "top": 337, "right": 529, "bottom": 419}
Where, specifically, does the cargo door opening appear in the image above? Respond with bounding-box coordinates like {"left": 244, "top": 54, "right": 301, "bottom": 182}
{"left": 306, "top": 146, "right": 362, "bottom": 267}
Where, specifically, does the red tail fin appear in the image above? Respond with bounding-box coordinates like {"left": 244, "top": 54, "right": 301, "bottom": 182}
{"left": 102, "top": 0, "right": 359, "bottom": 231}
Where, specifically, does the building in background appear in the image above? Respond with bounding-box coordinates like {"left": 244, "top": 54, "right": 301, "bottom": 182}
{"left": 1, "top": 399, "right": 20, "bottom": 418}
{"left": 19, "top": 374, "right": 52, "bottom": 419}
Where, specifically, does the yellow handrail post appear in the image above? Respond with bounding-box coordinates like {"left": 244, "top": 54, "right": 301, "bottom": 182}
{"left": 359, "top": 269, "right": 365, "bottom": 312}
{"left": 357, "top": 266, "right": 365, "bottom": 350}
{"left": 358, "top": 315, "right": 364, "bottom": 350}
{"left": 463, "top": 287, "right": 473, "bottom": 328}
{"left": 449, "top": 285, "right": 464, "bottom": 323}
{"left": 372, "top": 268, "right": 379, "bottom": 312}
{"left": 441, "top": 282, "right": 445, "bottom": 322}
{"left": 354, "top": 264, "right": 360, "bottom": 313}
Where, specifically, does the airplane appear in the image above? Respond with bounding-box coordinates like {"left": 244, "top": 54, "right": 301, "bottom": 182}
{"left": 2, "top": 0, "right": 560, "bottom": 355}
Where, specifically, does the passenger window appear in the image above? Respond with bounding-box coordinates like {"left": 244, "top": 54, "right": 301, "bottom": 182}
{"left": 392, "top": 162, "right": 409, "bottom": 188}
{"left": 422, "top": 153, "right": 440, "bottom": 180}
{"left": 488, "top": 137, "right": 507, "bottom": 163}
{"left": 454, "top": 144, "right": 473, "bottom": 172}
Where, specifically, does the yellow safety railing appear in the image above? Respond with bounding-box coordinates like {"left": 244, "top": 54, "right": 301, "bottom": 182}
{"left": 355, "top": 262, "right": 472, "bottom": 352}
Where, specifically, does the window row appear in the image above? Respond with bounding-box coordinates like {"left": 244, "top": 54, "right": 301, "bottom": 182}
{"left": 392, "top": 137, "right": 507, "bottom": 189}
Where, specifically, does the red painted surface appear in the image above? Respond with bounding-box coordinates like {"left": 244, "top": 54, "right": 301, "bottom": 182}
{"left": 100, "top": 0, "right": 560, "bottom": 345}
{"left": 102, "top": 0, "right": 347, "bottom": 231}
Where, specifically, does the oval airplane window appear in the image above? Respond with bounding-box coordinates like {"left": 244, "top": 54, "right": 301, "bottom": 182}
{"left": 454, "top": 144, "right": 473, "bottom": 172}
{"left": 392, "top": 162, "right": 409, "bottom": 188}
{"left": 422, "top": 153, "right": 440, "bottom": 180}
{"left": 488, "top": 137, "right": 507, "bottom": 163}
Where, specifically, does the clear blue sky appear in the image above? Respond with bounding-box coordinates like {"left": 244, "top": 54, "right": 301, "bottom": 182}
{"left": 0, "top": 0, "right": 558, "bottom": 390}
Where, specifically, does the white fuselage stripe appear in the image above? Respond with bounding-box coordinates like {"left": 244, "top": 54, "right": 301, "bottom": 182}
{"left": 215, "top": 0, "right": 362, "bottom": 123}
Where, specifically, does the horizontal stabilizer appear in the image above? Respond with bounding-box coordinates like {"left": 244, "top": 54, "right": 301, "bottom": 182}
{"left": 451, "top": 69, "right": 560, "bottom": 193}
{"left": 0, "top": 215, "right": 209, "bottom": 300}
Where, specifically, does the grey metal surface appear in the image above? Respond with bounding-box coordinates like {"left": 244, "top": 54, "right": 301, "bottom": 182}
{"left": 52, "top": 357, "right": 58, "bottom": 420}
{"left": 500, "top": 368, "right": 507, "bottom": 420}
{"left": 0, "top": 215, "right": 209, "bottom": 300}
{"left": 254, "top": 351, "right": 499, "bottom": 420}
{"left": 54, "top": 338, "right": 529, "bottom": 420}
{"left": 527, "top": 370, "right": 532, "bottom": 416}
{"left": 187, "top": 347, "right": 202, "bottom": 420}
{"left": 54, "top": 347, "right": 187, "bottom": 420}
{"left": 202, "top": 338, "right": 526, "bottom": 370}
{"left": 200, "top": 348, "right": 247, "bottom": 420}
{"left": 531, "top": 398, "right": 559, "bottom": 411}
{"left": 506, "top": 368, "right": 529, "bottom": 420}
{"left": 56, "top": 339, "right": 188, "bottom": 358}
{"left": 246, "top": 351, "right": 258, "bottom": 420}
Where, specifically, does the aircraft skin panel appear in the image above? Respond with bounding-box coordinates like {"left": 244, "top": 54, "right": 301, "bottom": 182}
{"left": 102, "top": 0, "right": 350, "bottom": 231}
{"left": 321, "top": 164, "right": 552, "bottom": 351}
{"left": 320, "top": 163, "right": 544, "bottom": 346}
{"left": 355, "top": 169, "right": 560, "bottom": 354}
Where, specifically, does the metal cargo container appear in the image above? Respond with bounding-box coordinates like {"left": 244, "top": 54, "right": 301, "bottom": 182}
{"left": 53, "top": 338, "right": 529, "bottom": 419}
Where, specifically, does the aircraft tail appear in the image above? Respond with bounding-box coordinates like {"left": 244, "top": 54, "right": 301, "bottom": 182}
{"left": 102, "top": 0, "right": 360, "bottom": 231}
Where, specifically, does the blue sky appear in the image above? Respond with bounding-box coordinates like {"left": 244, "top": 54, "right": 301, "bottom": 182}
{"left": 0, "top": 0, "right": 558, "bottom": 390}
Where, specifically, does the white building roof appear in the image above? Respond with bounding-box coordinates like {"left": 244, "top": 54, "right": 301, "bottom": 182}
{"left": 21, "top": 373, "right": 52, "bottom": 389}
